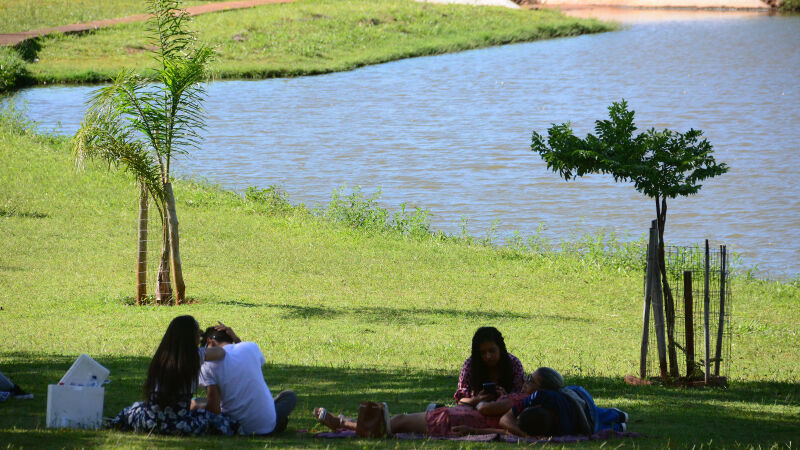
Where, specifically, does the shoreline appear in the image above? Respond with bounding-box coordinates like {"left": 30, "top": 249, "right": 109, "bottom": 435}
{"left": 529, "top": 3, "right": 771, "bottom": 20}
{"left": 519, "top": 0, "right": 770, "bottom": 10}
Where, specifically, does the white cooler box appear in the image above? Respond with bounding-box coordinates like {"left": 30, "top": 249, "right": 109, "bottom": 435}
{"left": 46, "top": 385, "right": 105, "bottom": 429}
{"left": 46, "top": 354, "right": 110, "bottom": 430}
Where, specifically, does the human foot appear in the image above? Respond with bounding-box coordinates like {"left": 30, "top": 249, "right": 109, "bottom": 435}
{"left": 314, "top": 407, "right": 342, "bottom": 430}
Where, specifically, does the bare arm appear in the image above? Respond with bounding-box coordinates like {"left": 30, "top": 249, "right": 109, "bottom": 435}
{"left": 476, "top": 396, "right": 514, "bottom": 416}
{"left": 458, "top": 391, "right": 494, "bottom": 407}
{"left": 205, "top": 385, "right": 221, "bottom": 414}
{"left": 214, "top": 321, "right": 241, "bottom": 343}
{"left": 205, "top": 346, "right": 226, "bottom": 361}
{"left": 499, "top": 409, "right": 528, "bottom": 437}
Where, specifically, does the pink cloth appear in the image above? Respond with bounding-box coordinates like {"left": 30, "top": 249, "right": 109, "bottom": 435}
{"left": 425, "top": 405, "right": 502, "bottom": 436}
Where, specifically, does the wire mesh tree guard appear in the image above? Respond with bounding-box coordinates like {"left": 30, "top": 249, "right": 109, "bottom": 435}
{"left": 638, "top": 221, "right": 732, "bottom": 387}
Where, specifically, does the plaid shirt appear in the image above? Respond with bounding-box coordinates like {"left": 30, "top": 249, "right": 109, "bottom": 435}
{"left": 453, "top": 353, "right": 525, "bottom": 400}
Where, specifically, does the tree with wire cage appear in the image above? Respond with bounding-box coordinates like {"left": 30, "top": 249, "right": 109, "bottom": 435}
{"left": 530, "top": 100, "right": 728, "bottom": 377}
{"left": 72, "top": 0, "right": 213, "bottom": 305}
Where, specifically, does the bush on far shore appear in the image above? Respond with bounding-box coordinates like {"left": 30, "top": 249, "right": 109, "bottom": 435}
{"left": 0, "top": 47, "right": 28, "bottom": 93}
{"left": 779, "top": 0, "right": 800, "bottom": 12}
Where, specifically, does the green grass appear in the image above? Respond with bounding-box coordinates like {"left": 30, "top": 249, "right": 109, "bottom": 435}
{"left": 0, "top": 0, "right": 217, "bottom": 34}
{"left": 1, "top": 107, "right": 798, "bottom": 448}
{"left": 4, "top": 0, "right": 613, "bottom": 88}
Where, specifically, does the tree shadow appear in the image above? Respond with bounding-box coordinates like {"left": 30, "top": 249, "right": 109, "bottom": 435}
{"left": 218, "top": 300, "right": 260, "bottom": 308}
{"left": 565, "top": 374, "right": 800, "bottom": 444}
{"left": 267, "top": 304, "right": 594, "bottom": 324}
{"left": 14, "top": 38, "right": 42, "bottom": 63}
{"left": 0, "top": 207, "right": 48, "bottom": 219}
{"left": 1, "top": 352, "right": 796, "bottom": 447}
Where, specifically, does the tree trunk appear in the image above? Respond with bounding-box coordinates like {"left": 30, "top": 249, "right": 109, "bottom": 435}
{"left": 164, "top": 183, "right": 185, "bottom": 304}
{"left": 136, "top": 182, "right": 149, "bottom": 306}
{"left": 155, "top": 215, "right": 172, "bottom": 304}
{"left": 656, "top": 197, "right": 680, "bottom": 378}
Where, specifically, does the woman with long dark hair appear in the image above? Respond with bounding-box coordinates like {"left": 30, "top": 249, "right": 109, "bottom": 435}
{"left": 110, "top": 315, "right": 239, "bottom": 436}
{"left": 453, "top": 327, "right": 525, "bottom": 407}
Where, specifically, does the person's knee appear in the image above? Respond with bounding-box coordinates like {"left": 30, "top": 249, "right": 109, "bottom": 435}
{"left": 276, "top": 390, "right": 297, "bottom": 410}
{"left": 283, "top": 390, "right": 297, "bottom": 403}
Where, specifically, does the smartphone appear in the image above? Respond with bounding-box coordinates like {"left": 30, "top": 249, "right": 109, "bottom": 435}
{"left": 482, "top": 382, "right": 497, "bottom": 395}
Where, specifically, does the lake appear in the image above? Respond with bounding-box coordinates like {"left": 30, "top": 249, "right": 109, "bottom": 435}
{"left": 9, "top": 11, "right": 800, "bottom": 278}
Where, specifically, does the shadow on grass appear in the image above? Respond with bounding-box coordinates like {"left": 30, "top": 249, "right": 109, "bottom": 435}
{"left": 0, "top": 207, "right": 48, "bottom": 219}
{"left": 268, "top": 304, "right": 594, "bottom": 324}
{"left": 1, "top": 352, "right": 797, "bottom": 447}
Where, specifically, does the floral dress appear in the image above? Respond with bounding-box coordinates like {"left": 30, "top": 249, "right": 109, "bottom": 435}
{"left": 109, "top": 400, "right": 240, "bottom": 436}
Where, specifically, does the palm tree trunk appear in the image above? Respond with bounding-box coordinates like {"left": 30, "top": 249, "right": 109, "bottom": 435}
{"left": 164, "top": 182, "right": 185, "bottom": 304}
{"left": 656, "top": 197, "right": 680, "bottom": 377}
{"left": 136, "top": 182, "right": 149, "bottom": 305}
{"left": 155, "top": 215, "right": 172, "bottom": 304}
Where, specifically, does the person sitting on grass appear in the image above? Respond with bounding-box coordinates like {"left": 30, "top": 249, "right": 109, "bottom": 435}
{"left": 454, "top": 326, "right": 525, "bottom": 408}
{"left": 194, "top": 323, "right": 297, "bottom": 436}
{"left": 313, "top": 370, "right": 540, "bottom": 437}
{"left": 110, "top": 315, "right": 239, "bottom": 436}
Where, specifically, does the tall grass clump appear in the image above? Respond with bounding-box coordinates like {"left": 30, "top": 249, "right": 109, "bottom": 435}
{"left": 244, "top": 185, "right": 294, "bottom": 214}
{"left": 0, "top": 47, "right": 29, "bottom": 93}
{"left": 322, "top": 187, "right": 431, "bottom": 238}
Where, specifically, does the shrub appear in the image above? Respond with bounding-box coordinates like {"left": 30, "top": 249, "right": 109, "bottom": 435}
{"left": 779, "top": 0, "right": 800, "bottom": 12}
{"left": 245, "top": 185, "right": 293, "bottom": 213}
{"left": 0, "top": 47, "right": 28, "bottom": 93}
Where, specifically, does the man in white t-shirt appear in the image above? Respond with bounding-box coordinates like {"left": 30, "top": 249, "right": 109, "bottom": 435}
{"left": 198, "top": 323, "right": 296, "bottom": 435}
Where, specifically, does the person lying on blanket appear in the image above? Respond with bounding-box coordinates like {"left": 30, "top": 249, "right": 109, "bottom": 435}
{"left": 313, "top": 371, "right": 543, "bottom": 436}
{"left": 456, "top": 367, "right": 629, "bottom": 437}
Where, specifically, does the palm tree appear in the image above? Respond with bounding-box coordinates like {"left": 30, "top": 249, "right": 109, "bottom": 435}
{"left": 72, "top": 0, "right": 213, "bottom": 305}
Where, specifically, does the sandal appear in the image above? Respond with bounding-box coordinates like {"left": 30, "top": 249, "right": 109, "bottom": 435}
{"left": 313, "top": 407, "right": 341, "bottom": 430}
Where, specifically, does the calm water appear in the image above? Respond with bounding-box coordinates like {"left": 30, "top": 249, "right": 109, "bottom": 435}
{"left": 10, "top": 13, "right": 800, "bottom": 278}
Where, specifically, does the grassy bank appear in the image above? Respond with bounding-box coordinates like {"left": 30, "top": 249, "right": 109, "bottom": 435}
{"left": 1, "top": 109, "right": 798, "bottom": 448}
{"left": 0, "top": 0, "right": 217, "bottom": 34}
{"left": 1, "top": 0, "right": 613, "bottom": 90}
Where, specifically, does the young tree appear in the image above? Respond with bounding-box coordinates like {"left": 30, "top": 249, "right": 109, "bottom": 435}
{"left": 72, "top": 0, "right": 213, "bottom": 305}
{"left": 531, "top": 100, "right": 728, "bottom": 377}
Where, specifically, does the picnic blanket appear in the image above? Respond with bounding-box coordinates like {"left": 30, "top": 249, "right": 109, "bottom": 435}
{"left": 313, "top": 428, "right": 643, "bottom": 443}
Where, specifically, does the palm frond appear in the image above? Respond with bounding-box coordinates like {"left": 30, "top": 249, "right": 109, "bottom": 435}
{"left": 72, "top": 108, "right": 164, "bottom": 202}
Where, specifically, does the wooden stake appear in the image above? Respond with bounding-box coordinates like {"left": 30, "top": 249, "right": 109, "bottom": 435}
{"left": 650, "top": 221, "right": 668, "bottom": 380}
{"left": 684, "top": 270, "right": 695, "bottom": 378}
{"left": 704, "top": 239, "right": 711, "bottom": 384}
{"left": 136, "top": 182, "right": 148, "bottom": 306}
{"left": 714, "top": 245, "right": 727, "bottom": 376}
{"left": 640, "top": 227, "right": 654, "bottom": 379}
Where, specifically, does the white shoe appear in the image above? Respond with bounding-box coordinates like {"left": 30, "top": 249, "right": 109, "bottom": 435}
{"left": 612, "top": 408, "right": 629, "bottom": 423}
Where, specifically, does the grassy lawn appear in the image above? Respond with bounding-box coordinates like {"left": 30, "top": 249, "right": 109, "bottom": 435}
{"left": 1, "top": 105, "right": 798, "bottom": 448}
{"left": 0, "top": 0, "right": 217, "bottom": 34}
{"left": 2, "top": 0, "right": 612, "bottom": 87}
